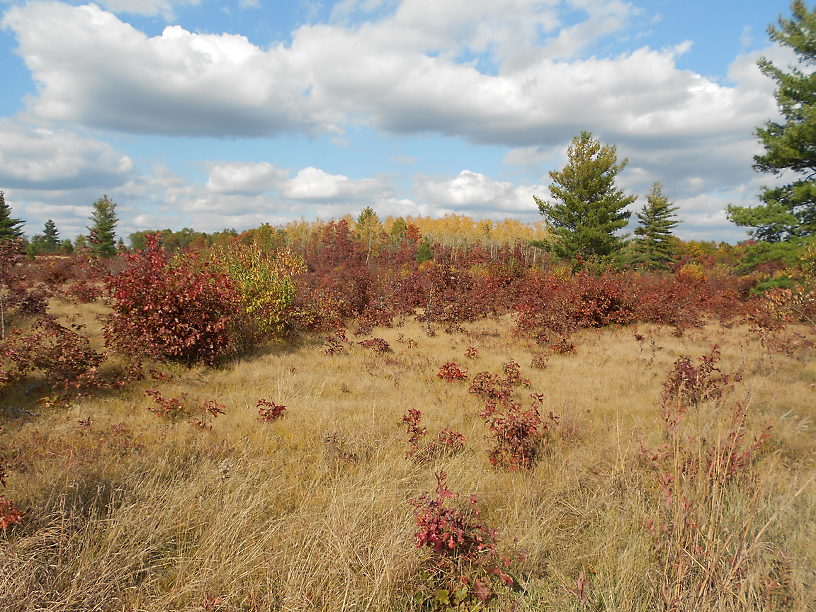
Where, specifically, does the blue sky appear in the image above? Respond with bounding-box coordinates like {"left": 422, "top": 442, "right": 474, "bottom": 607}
{"left": 0, "top": 0, "right": 801, "bottom": 242}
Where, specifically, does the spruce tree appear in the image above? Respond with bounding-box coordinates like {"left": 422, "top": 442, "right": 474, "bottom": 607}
{"left": 0, "top": 191, "right": 24, "bottom": 242}
{"left": 535, "top": 131, "right": 635, "bottom": 260}
{"left": 42, "top": 219, "right": 60, "bottom": 251}
{"left": 633, "top": 182, "right": 680, "bottom": 269}
{"left": 727, "top": 1, "right": 816, "bottom": 241}
{"left": 87, "top": 195, "right": 118, "bottom": 258}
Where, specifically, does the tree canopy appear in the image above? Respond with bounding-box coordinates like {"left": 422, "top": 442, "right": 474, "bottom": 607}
{"left": 727, "top": 0, "right": 816, "bottom": 241}
{"left": 534, "top": 131, "right": 635, "bottom": 260}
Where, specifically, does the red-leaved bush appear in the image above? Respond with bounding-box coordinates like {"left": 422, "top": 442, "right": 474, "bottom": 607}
{"left": 437, "top": 362, "right": 467, "bottom": 382}
{"left": 480, "top": 396, "right": 557, "bottom": 470}
{"left": 257, "top": 399, "right": 286, "bottom": 422}
{"left": 105, "top": 234, "right": 242, "bottom": 365}
{"left": 409, "top": 471, "right": 517, "bottom": 607}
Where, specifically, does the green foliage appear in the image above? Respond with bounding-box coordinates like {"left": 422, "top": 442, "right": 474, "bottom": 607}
{"left": 390, "top": 217, "right": 408, "bottom": 242}
{"left": 26, "top": 219, "right": 63, "bottom": 256}
{"left": 735, "top": 238, "right": 808, "bottom": 273}
{"left": 727, "top": 1, "right": 816, "bottom": 240}
{"left": 129, "top": 228, "right": 209, "bottom": 252}
{"left": 535, "top": 131, "right": 635, "bottom": 260}
{"left": 0, "top": 191, "right": 24, "bottom": 242}
{"left": 211, "top": 243, "right": 306, "bottom": 338}
{"left": 633, "top": 183, "right": 680, "bottom": 269}
{"left": 416, "top": 237, "right": 434, "bottom": 263}
{"left": 87, "top": 196, "right": 118, "bottom": 258}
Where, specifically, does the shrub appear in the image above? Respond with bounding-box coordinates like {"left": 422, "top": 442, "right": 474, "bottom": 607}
{"left": 105, "top": 234, "right": 242, "bottom": 365}
{"left": 409, "top": 472, "right": 518, "bottom": 607}
{"left": 358, "top": 337, "right": 392, "bottom": 352}
{"left": 437, "top": 362, "right": 467, "bottom": 382}
{"left": 209, "top": 243, "right": 305, "bottom": 339}
{"left": 257, "top": 399, "right": 286, "bottom": 422}
{"left": 1, "top": 315, "right": 104, "bottom": 395}
{"left": 481, "top": 395, "right": 558, "bottom": 470}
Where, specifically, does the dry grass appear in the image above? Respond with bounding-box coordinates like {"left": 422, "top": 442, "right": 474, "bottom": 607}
{"left": 1, "top": 302, "right": 814, "bottom": 611}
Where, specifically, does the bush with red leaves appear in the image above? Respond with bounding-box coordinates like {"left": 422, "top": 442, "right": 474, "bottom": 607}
{"left": 105, "top": 234, "right": 242, "bottom": 365}
{"left": 480, "top": 395, "right": 558, "bottom": 470}
{"left": 437, "top": 362, "right": 467, "bottom": 382}
{"left": 257, "top": 399, "right": 286, "bottom": 422}
{"left": 1, "top": 315, "right": 104, "bottom": 394}
{"left": 409, "top": 471, "right": 518, "bottom": 607}
{"left": 358, "top": 337, "right": 392, "bottom": 352}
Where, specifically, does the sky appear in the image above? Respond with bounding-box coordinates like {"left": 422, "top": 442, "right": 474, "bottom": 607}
{"left": 0, "top": 0, "right": 803, "bottom": 243}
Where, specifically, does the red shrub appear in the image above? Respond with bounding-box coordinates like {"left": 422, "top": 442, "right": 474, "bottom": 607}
{"left": 481, "top": 395, "right": 558, "bottom": 470}
{"left": 105, "top": 234, "right": 241, "bottom": 365}
{"left": 257, "top": 399, "right": 286, "bottom": 422}
{"left": 358, "top": 337, "right": 392, "bottom": 352}
{"left": 437, "top": 362, "right": 467, "bottom": 382}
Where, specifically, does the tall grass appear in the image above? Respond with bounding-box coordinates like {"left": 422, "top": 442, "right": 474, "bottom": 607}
{"left": 1, "top": 303, "right": 814, "bottom": 610}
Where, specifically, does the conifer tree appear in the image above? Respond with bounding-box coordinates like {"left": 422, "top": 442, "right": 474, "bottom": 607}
{"left": 42, "top": 219, "right": 60, "bottom": 250}
{"left": 0, "top": 191, "right": 24, "bottom": 242}
{"left": 727, "top": 1, "right": 816, "bottom": 241}
{"left": 87, "top": 195, "right": 118, "bottom": 258}
{"left": 535, "top": 131, "right": 635, "bottom": 260}
{"left": 633, "top": 182, "right": 680, "bottom": 269}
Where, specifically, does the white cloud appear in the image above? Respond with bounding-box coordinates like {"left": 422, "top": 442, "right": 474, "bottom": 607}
{"left": 280, "top": 167, "right": 388, "bottom": 202}
{"left": 2, "top": 2, "right": 326, "bottom": 137}
{"left": 415, "top": 170, "right": 547, "bottom": 216}
{"left": 239, "top": 0, "right": 261, "bottom": 8}
{"left": 205, "top": 162, "right": 287, "bottom": 195}
{"left": 0, "top": 119, "right": 132, "bottom": 189}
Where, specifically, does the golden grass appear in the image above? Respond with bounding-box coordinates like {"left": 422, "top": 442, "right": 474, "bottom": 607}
{"left": 1, "top": 303, "right": 814, "bottom": 611}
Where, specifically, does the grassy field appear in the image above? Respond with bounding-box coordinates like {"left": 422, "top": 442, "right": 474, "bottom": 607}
{"left": 1, "top": 298, "right": 814, "bottom": 611}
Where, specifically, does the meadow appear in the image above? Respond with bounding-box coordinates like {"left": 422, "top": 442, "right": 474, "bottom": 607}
{"left": 0, "top": 224, "right": 814, "bottom": 611}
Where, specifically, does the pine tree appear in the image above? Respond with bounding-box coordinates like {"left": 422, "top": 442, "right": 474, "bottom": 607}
{"left": 535, "top": 131, "right": 635, "bottom": 260}
{"left": 727, "top": 1, "right": 816, "bottom": 241}
{"left": 42, "top": 219, "right": 60, "bottom": 250}
{"left": 633, "top": 183, "right": 680, "bottom": 269}
{"left": 0, "top": 191, "right": 24, "bottom": 242}
{"left": 87, "top": 195, "right": 118, "bottom": 258}
{"left": 416, "top": 237, "right": 434, "bottom": 263}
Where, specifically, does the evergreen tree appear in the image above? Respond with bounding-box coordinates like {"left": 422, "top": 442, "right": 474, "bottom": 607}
{"left": 390, "top": 217, "right": 408, "bottom": 242}
{"left": 633, "top": 182, "right": 680, "bottom": 269}
{"left": 534, "top": 131, "right": 635, "bottom": 260}
{"left": 727, "top": 1, "right": 816, "bottom": 241}
{"left": 42, "top": 219, "right": 60, "bottom": 250}
{"left": 416, "top": 237, "right": 434, "bottom": 263}
{"left": 0, "top": 191, "right": 24, "bottom": 242}
{"left": 87, "top": 195, "right": 118, "bottom": 258}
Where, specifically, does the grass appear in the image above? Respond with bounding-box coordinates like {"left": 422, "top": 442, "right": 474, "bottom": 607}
{"left": 1, "top": 300, "right": 814, "bottom": 610}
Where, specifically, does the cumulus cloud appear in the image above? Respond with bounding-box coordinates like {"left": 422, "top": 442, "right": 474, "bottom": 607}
{"left": 415, "top": 170, "right": 547, "bottom": 217}
{"left": 0, "top": 119, "right": 133, "bottom": 189}
{"left": 280, "top": 167, "right": 389, "bottom": 202}
{"left": 2, "top": 0, "right": 775, "bottom": 148}
{"left": 2, "top": 2, "right": 326, "bottom": 137}
{"left": 205, "top": 162, "right": 288, "bottom": 195}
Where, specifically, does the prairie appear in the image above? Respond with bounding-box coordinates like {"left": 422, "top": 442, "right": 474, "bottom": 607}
{"left": 1, "top": 295, "right": 814, "bottom": 611}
